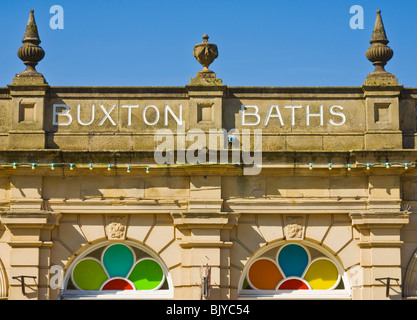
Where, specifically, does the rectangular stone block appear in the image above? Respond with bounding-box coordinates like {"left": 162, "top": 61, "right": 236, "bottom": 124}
{"left": 48, "top": 133, "right": 89, "bottom": 150}
{"left": 261, "top": 135, "right": 286, "bottom": 151}
{"left": 89, "top": 134, "right": 132, "bottom": 151}
{"left": 10, "top": 176, "right": 42, "bottom": 199}
{"left": 144, "top": 176, "right": 189, "bottom": 199}
{"left": 222, "top": 176, "right": 266, "bottom": 199}
{"left": 369, "top": 175, "right": 400, "bottom": 199}
{"left": 132, "top": 134, "right": 158, "bottom": 151}
{"left": 8, "top": 132, "right": 45, "bottom": 149}
{"left": 80, "top": 176, "right": 145, "bottom": 199}
{"left": 266, "top": 176, "right": 329, "bottom": 198}
{"left": 370, "top": 228, "right": 401, "bottom": 243}
{"left": 364, "top": 132, "right": 402, "bottom": 149}
{"left": 10, "top": 248, "right": 39, "bottom": 266}
{"left": 286, "top": 135, "right": 322, "bottom": 151}
{"left": 190, "top": 176, "right": 221, "bottom": 199}
{"left": 323, "top": 134, "right": 364, "bottom": 151}
{"left": 43, "top": 176, "right": 81, "bottom": 199}
{"left": 329, "top": 176, "right": 367, "bottom": 198}
{"left": 401, "top": 179, "right": 417, "bottom": 201}
{"left": 371, "top": 247, "right": 401, "bottom": 266}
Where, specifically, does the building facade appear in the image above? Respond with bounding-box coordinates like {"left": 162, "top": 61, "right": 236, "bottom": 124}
{"left": 1, "top": 9, "right": 417, "bottom": 300}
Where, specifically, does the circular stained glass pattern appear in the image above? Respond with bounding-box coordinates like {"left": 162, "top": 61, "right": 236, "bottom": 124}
{"left": 245, "top": 243, "right": 342, "bottom": 291}
{"left": 70, "top": 243, "right": 165, "bottom": 291}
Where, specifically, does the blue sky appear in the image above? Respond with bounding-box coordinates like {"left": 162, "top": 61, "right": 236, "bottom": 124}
{"left": 1, "top": 0, "right": 416, "bottom": 87}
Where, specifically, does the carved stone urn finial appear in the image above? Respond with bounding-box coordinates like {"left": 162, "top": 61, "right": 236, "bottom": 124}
{"left": 365, "top": 10, "right": 394, "bottom": 76}
{"left": 16, "top": 10, "right": 45, "bottom": 77}
{"left": 193, "top": 34, "right": 218, "bottom": 78}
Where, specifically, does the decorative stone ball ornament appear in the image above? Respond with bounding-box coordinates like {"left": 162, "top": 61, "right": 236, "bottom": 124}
{"left": 17, "top": 10, "right": 45, "bottom": 77}
{"left": 365, "top": 10, "right": 394, "bottom": 75}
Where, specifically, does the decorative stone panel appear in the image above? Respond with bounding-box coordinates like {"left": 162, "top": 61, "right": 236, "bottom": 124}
{"left": 283, "top": 215, "right": 306, "bottom": 240}
{"left": 105, "top": 215, "right": 128, "bottom": 240}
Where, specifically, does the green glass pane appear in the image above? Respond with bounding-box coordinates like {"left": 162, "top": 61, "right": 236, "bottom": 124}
{"left": 128, "top": 259, "right": 164, "bottom": 290}
{"left": 242, "top": 277, "right": 250, "bottom": 289}
{"left": 103, "top": 244, "right": 134, "bottom": 278}
{"left": 72, "top": 259, "right": 108, "bottom": 290}
{"left": 335, "top": 279, "right": 345, "bottom": 290}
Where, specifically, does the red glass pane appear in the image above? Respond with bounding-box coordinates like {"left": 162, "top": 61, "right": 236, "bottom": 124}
{"left": 278, "top": 278, "right": 309, "bottom": 290}
{"left": 102, "top": 279, "right": 134, "bottom": 290}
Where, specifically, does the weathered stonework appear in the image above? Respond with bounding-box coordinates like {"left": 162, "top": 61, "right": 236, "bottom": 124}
{"left": 0, "top": 9, "right": 417, "bottom": 301}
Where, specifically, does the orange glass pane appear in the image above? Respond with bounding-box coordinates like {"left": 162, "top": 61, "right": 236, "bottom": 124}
{"left": 248, "top": 259, "right": 283, "bottom": 290}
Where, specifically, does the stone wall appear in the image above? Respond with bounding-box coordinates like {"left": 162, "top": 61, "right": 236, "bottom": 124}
{"left": 0, "top": 165, "right": 412, "bottom": 299}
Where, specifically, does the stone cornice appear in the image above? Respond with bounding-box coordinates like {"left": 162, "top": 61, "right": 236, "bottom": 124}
{"left": 349, "top": 211, "right": 410, "bottom": 228}
{"left": 0, "top": 210, "right": 61, "bottom": 229}
{"left": 0, "top": 149, "right": 416, "bottom": 161}
{"left": 171, "top": 212, "right": 240, "bottom": 230}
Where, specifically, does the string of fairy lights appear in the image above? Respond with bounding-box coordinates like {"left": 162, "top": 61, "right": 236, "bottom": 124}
{"left": 0, "top": 160, "right": 413, "bottom": 172}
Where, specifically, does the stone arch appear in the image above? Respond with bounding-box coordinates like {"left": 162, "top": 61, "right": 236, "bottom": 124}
{"left": 59, "top": 239, "right": 174, "bottom": 299}
{"left": 53, "top": 213, "right": 179, "bottom": 275}
{"left": 0, "top": 259, "right": 8, "bottom": 299}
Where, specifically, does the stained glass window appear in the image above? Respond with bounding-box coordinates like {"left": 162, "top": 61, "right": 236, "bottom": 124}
{"left": 60, "top": 241, "right": 173, "bottom": 299}
{"left": 240, "top": 242, "right": 350, "bottom": 299}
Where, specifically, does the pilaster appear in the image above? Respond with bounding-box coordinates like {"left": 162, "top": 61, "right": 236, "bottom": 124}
{"left": 171, "top": 211, "right": 239, "bottom": 299}
{"left": 362, "top": 85, "right": 403, "bottom": 149}
{"left": 0, "top": 210, "right": 61, "bottom": 300}
{"left": 185, "top": 82, "right": 226, "bottom": 133}
{"left": 7, "top": 77, "right": 49, "bottom": 149}
{"left": 349, "top": 211, "right": 409, "bottom": 299}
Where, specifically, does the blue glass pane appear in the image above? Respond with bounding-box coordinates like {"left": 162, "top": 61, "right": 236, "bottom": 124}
{"left": 277, "top": 244, "right": 309, "bottom": 277}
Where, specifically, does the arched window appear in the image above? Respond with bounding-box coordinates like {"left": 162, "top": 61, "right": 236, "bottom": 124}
{"left": 60, "top": 240, "right": 173, "bottom": 300}
{"left": 0, "top": 259, "right": 8, "bottom": 300}
{"left": 403, "top": 248, "right": 417, "bottom": 299}
{"left": 238, "top": 241, "right": 351, "bottom": 300}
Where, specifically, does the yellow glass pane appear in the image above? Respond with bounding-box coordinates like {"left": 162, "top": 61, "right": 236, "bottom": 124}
{"left": 304, "top": 259, "right": 339, "bottom": 290}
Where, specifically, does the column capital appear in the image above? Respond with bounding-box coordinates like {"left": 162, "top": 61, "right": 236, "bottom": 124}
{"left": 349, "top": 211, "right": 409, "bottom": 229}
{"left": 1, "top": 210, "right": 61, "bottom": 235}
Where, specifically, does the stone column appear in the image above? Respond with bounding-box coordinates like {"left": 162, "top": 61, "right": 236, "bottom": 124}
{"left": 350, "top": 211, "right": 409, "bottom": 299}
{"left": 0, "top": 211, "right": 61, "bottom": 300}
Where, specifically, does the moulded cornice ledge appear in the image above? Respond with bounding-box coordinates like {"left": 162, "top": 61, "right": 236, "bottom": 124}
{"left": 0, "top": 210, "right": 61, "bottom": 229}
{"left": 349, "top": 211, "right": 410, "bottom": 228}
{"left": 170, "top": 211, "right": 240, "bottom": 229}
